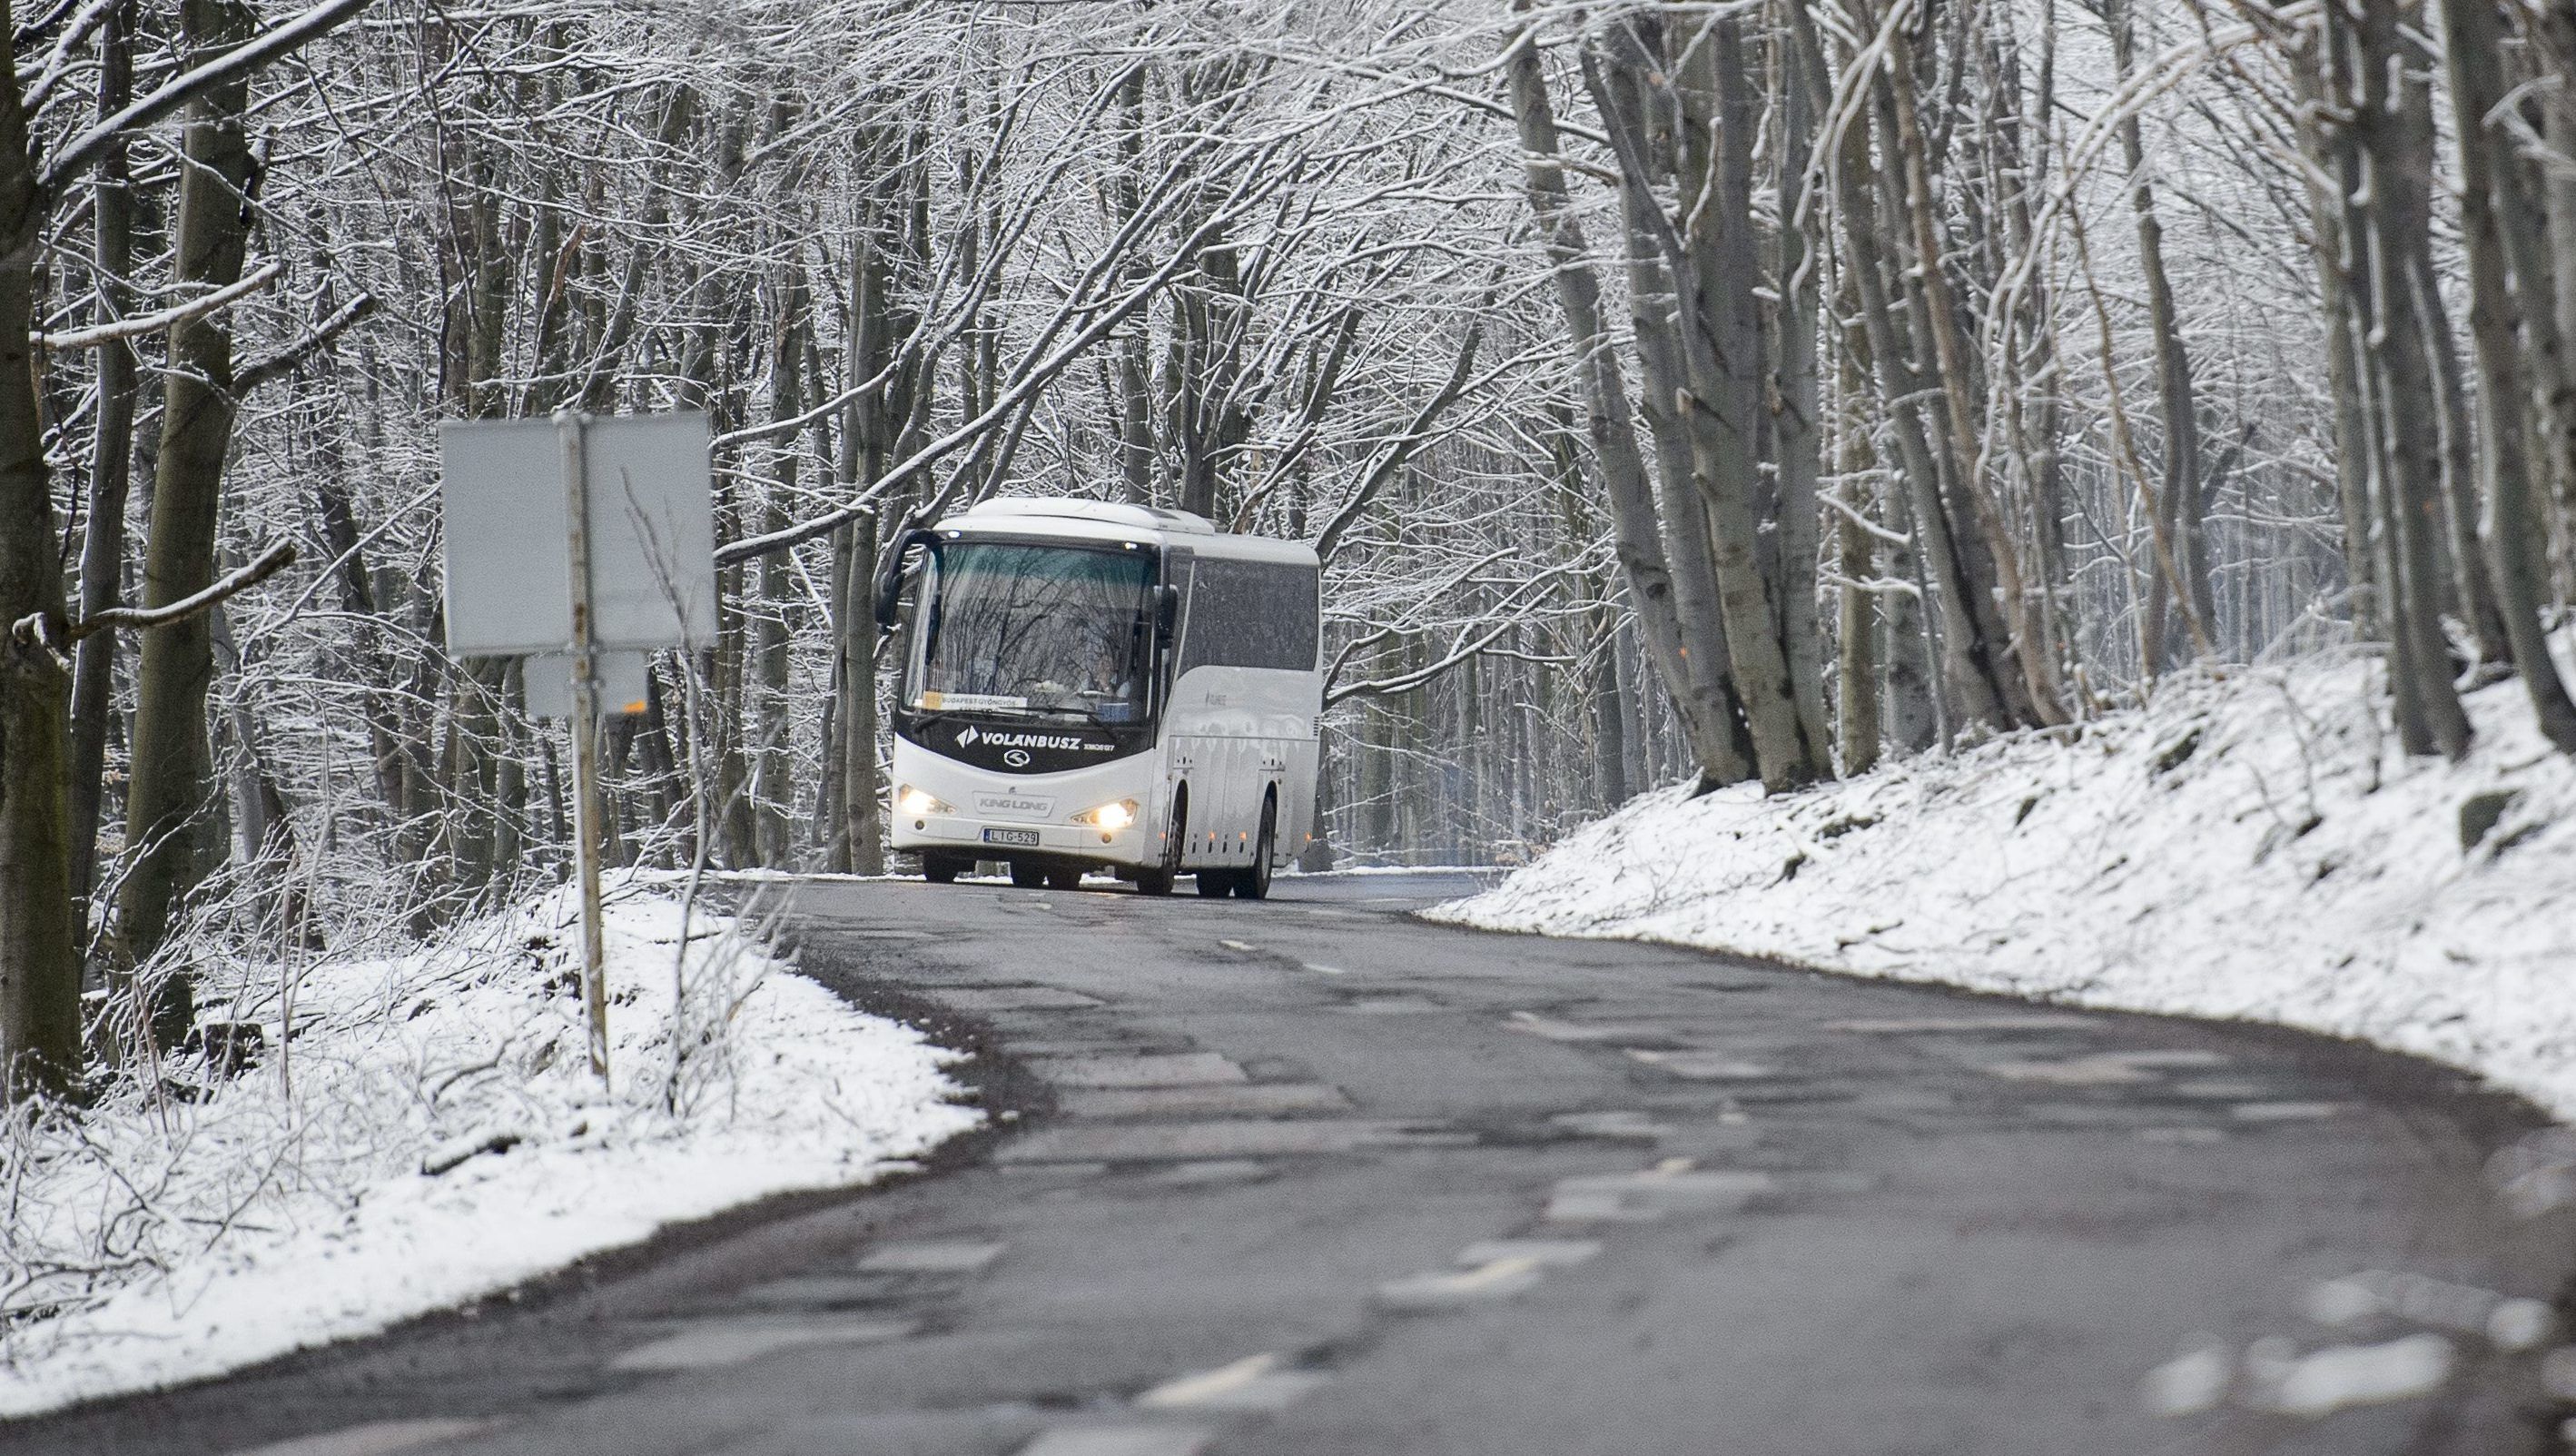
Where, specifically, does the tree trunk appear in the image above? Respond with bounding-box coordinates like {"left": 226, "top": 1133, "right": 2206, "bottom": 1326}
{"left": 0, "top": 33, "right": 79, "bottom": 1096}
{"left": 1590, "top": 56, "right": 1756, "bottom": 781}
{"left": 117, "top": 0, "right": 260, "bottom": 1041}
{"left": 1888, "top": 42, "right": 2056, "bottom": 726}
{"left": 1502, "top": 21, "right": 1750, "bottom": 791}
{"left": 2441, "top": 0, "right": 2576, "bottom": 750}
{"left": 68, "top": 0, "right": 139, "bottom": 914}
{"left": 1784, "top": 1, "right": 2007, "bottom": 733}
{"left": 1772, "top": 37, "right": 1833, "bottom": 760}
{"left": 2287, "top": 41, "right": 2381, "bottom": 639}
{"left": 2328, "top": 0, "right": 2472, "bottom": 758}
{"left": 2107, "top": 0, "right": 2215, "bottom": 673}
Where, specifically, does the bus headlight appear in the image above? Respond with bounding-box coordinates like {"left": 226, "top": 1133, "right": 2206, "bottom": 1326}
{"left": 897, "top": 785, "right": 952, "bottom": 817}
{"left": 1076, "top": 798, "right": 1138, "bottom": 831}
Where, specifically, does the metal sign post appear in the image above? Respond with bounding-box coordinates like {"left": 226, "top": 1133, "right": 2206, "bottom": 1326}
{"left": 439, "top": 410, "right": 714, "bottom": 1091}
{"left": 558, "top": 411, "right": 612, "bottom": 1083}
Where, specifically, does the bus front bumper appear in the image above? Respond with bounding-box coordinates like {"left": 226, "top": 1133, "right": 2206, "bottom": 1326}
{"left": 891, "top": 814, "right": 1151, "bottom": 867}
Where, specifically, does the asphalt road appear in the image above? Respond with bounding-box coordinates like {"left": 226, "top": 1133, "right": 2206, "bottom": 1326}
{"left": 12, "top": 871, "right": 2572, "bottom": 1456}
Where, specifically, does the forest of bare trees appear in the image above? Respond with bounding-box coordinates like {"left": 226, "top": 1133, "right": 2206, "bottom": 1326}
{"left": 2, "top": 0, "right": 2573, "bottom": 1104}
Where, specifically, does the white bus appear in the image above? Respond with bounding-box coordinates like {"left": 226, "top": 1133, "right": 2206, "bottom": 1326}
{"left": 873, "top": 497, "right": 1322, "bottom": 898}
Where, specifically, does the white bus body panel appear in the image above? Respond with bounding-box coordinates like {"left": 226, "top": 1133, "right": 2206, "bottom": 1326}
{"left": 1160, "top": 664, "right": 1318, "bottom": 870}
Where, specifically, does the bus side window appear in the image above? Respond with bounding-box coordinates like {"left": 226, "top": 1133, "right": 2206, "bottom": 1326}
{"left": 1179, "top": 560, "right": 1319, "bottom": 674}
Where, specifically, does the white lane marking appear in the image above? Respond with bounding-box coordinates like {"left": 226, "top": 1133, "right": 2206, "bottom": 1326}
{"left": 1029, "top": 1053, "right": 1249, "bottom": 1089}
{"left": 608, "top": 1317, "right": 913, "bottom": 1372}
{"left": 2247, "top": 1333, "right": 2454, "bottom": 1418}
{"left": 933, "top": 986, "right": 1105, "bottom": 1011}
{"left": 1456, "top": 1238, "right": 1601, "bottom": 1269}
{"left": 857, "top": 1240, "right": 1006, "bottom": 1274}
{"left": 1625, "top": 1049, "right": 1779, "bottom": 1080}
{"left": 1020, "top": 1426, "right": 1214, "bottom": 1456}
{"left": 1135, "top": 1352, "right": 1330, "bottom": 1412}
{"left": 2492, "top": 1299, "right": 2558, "bottom": 1352}
{"left": 2166, "top": 1079, "right": 2270, "bottom": 1099}
{"left": 1508, "top": 1012, "right": 1633, "bottom": 1043}
{"left": 1302, "top": 962, "right": 1349, "bottom": 976}
{"left": 1550, "top": 1110, "right": 1665, "bottom": 1141}
{"left": 1980, "top": 1049, "right": 2226, "bottom": 1085}
{"left": 1545, "top": 1165, "right": 1776, "bottom": 1222}
{"left": 1829, "top": 1014, "right": 2097, "bottom": 1034}
{"left": 995, "top": 1118, "right": 1463, "bottom": 1164}
{"left": 2135, "top": 1126, "right": 2226, "bottom": 1144}
{"left": 1376, "top": 1255, "right": 1546, "bottom": 1311}
{"left": 1339, "top": 995, "right": 1446, "bottom": 1015}
{"left": 1218, "top": 939, "right": 1258, "bottom": 953}
{"left": 221, "top": 1421, "right": 496, "bottom": 1456}
{"left": 1060, "top": 1083, "right": 1349, "bottom": 1118}
{"left": 2303, "top": 1269, "right": 2556, "bottom": 1348}
{"left": 741, "top": 1273, "right": 903, "bottom": 1306}
{"left": 1141, "top": 1158, "right": 1275, "bottom": 1187}
{"left": 2137, "top": 1337, "right": 2233, "bottom": 1417}
{"left": 2229, "top": 1100, "right": 2347, "bottom": 1122}
{"left": 2538, "top": 1346, "right": 2576, "bottom": 1400}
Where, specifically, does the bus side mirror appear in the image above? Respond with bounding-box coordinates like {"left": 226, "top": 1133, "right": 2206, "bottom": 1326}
{"left": 1155, "top": 583, "right": 1180, "bottom": 641}
{"left": 873, "top": 528, "right": 934, "bottom": 630}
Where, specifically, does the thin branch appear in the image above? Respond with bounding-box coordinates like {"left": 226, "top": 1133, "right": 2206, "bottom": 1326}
{"left": 234, "top": 292, "right": 376, "bottom": 393}
{"left": 35, "top": 260, "right": 283, "bottom": 352}
{"left": 39, "top": 0, "right": 377, "bottom": 195}
{"left": 14, "top": 542, "right": 297, "bottom": 652}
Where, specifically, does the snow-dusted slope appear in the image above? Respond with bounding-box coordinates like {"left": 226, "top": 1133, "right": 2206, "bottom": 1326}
{"left": 1434, "top": 653, "right": 2576, "bottom": 1118}
{"left": 0, "top": 881, "right": 979, "bottom": 1417}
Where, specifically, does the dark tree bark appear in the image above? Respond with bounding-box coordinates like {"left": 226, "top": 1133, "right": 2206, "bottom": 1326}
{"left": 2441, "top": 0, "right": 2576, "bottom": 750}
{"left": 68, "top": 0, "right": 138, "bottom": 914}
{"left": 0, "top": 27, "right": 79, "bottom": 1097}
{"left": 117, "top": 0, "right": 262, "bottom": 1041}
{"left": 2324, "top": 0, "right": 2472, "bottom": 758}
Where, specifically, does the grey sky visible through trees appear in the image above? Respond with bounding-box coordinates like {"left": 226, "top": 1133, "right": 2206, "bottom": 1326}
{"left": 2, "top": 0, "right": 2573, "bottom": 1101}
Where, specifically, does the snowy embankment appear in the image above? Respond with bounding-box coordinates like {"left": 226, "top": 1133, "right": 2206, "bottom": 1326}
{"left": 0, "top": 879, "right": 979, "bottom": 1418}
{"left": 1433, "top": 651, "right": 2576, "bottom": 1119}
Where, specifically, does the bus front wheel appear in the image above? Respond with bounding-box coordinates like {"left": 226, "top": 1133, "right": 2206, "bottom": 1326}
{"left": 1140, "top": 787, "right": 1187, "bottom": 897}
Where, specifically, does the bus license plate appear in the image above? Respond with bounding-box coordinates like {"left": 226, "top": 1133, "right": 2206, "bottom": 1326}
{"left": 982, "top": 827, "right": 1041, "bottom": 847}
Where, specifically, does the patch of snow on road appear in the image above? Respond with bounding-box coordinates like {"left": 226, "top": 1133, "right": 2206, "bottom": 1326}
{"left": 0, "top": 878, "right": 979, "bottom": 1417}
{"left": 1434, "top": 651, "right": 2576, "bottom": 1119}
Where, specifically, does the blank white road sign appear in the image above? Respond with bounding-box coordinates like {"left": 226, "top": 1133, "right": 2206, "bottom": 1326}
{"left": 439, "top": 412, "right": 716, "bottom": 657}
{"left": 524, "top": 650, "right": 651, "bottom": 720}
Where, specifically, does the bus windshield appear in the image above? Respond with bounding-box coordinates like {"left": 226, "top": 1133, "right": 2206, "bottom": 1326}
{"left": 909, "top": 541, "right": 1156, "bottom": 725}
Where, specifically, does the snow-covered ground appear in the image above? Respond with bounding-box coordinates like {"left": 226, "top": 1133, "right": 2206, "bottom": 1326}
{"left": 1434, "top": 650, "right": 2576, "bottom": 1120}
{"left": 0, "top": 878, "right": 979, "bottom": 1417}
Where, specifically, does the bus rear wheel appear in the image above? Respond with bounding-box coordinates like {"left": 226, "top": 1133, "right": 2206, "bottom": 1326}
{"left": 1234, "top": 797, "right": 1277, "bottom": 900}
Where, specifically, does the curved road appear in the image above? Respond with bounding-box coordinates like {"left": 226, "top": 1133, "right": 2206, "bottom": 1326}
{"left": 12, "top": 872, "right": 2569, "bottom": 1455}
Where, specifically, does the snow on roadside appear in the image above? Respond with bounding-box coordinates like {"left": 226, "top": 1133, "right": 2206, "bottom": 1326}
{"left": 0, "top": 877, "right": 979, "bottom": 1418}
{"left": 1432, "top": 650, "right": 2576, "bottom": 1118}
